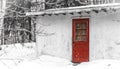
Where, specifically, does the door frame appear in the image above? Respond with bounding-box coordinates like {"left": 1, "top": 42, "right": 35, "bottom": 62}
{"left": 72, "top": 18, "right": 90, "bottom": 62}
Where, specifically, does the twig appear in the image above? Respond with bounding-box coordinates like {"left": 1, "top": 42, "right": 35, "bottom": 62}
{"left": 0, "top": 60, "right": 13, "bottom": 69}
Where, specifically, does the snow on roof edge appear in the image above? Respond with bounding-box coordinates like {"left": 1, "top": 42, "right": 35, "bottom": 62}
{"left": 26, "top": 3, "right": 120, "bottom": 16}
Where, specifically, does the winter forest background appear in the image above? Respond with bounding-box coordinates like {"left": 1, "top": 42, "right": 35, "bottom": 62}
{"left": 0, "top": 0, "right": 36, "bottom": 45}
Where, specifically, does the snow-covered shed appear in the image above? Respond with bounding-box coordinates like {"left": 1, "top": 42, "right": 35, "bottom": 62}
{"left": 26, "top": 0, "right": 120, "bottom": 63}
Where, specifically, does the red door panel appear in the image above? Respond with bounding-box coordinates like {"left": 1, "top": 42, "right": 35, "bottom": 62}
{"left": 72, "top": 18, "right": 89, "bottom": 63}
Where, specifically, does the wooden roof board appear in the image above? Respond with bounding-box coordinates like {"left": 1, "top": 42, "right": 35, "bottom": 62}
{"left": 26, "top": 3, "right": 120, "bottom": 16}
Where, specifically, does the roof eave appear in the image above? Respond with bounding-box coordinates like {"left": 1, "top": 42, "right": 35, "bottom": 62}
{"left": 26, "top": 3, "right": 120, "bottom": 16}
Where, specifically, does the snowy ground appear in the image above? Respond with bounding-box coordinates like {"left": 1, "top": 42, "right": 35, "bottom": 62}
{"left": 14, "top": 55, "right": 120, "bottom": 69}
{"left": 0, "top": 43, "right": 120, "bottom": 69}
{"left": 1, "top": 55, "right": 120, "bottom": 69}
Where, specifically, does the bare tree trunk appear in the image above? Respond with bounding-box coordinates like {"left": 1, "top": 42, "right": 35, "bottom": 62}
{"left": 0, "top": 0, "right": 6, "bottom": 44}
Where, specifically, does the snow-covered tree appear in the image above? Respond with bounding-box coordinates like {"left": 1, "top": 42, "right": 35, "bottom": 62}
{"left": 1, "top": 0, "right": 36, "bottom": 44}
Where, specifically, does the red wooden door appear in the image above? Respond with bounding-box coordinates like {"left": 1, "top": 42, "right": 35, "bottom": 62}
{"left": 72, "top": 18, "right": 89, "bottom": 63}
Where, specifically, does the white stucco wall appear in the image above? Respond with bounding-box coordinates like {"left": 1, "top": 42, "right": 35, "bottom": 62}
{"left": 36, "top": 9, "right": 120, "bottom": 61}
{"left": 36, "top": 14, "right": 73, "bottom": 60}
{"left": 90, "top": 10, "right": 120, "bottom": 60}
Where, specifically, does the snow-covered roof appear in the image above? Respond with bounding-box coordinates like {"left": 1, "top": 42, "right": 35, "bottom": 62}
{"left": 26, "top": 3, "right": 120, "bottom": 16}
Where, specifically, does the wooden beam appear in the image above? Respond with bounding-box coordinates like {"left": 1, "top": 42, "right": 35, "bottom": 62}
{"left": 69, "top": 12, "right": 74, "bottom": 15}
{"left": 101, "top": 8, "right": 107, "bottom": 12}
{"left": 41, "top": 14, "right": 45, "bottom": 16}
{"left": 55, "top": 14, "right": 59, "bottom": 16}
{"left": 78, "top": 12, "right": 82, "bottom": 15}
{"left": 92, "top": 9, "right": 99, "bottom": 13}
{"left": 35, "top": 15, "right": 39, "bottom": 17}
{"left": 62, "top": 13, "right": 66, "bottom": 15}
{"left": 48, "top": 14, "right": 52, "bottom": 16}
{"left": 85, "top": 11, "right": 90, "bottom": 14}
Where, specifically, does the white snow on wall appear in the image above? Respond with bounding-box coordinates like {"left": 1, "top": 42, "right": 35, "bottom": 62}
{"left": 36, "top": 10, "right": 120, "bottom": 61}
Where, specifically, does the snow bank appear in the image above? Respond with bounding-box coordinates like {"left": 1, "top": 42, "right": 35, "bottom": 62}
{"left": 1, "top": 43, "right": 120, "bottom": 69}
{"left": 0, "top": 43, "right": 36, "bottom": 59}
{"left": 78, "top": 59, "right": 120, "bottom": 69}
{"left": 39, "top": 55, "right": 71, "bottom": 64}
{"left": 15, "top": 55, "right": 120, "bottom": 69}
{"left": 0, "top": 54, "right": 120, "bottom": 69}
{"left": 15, "top": 55, "right": 73, "bottom": 69}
